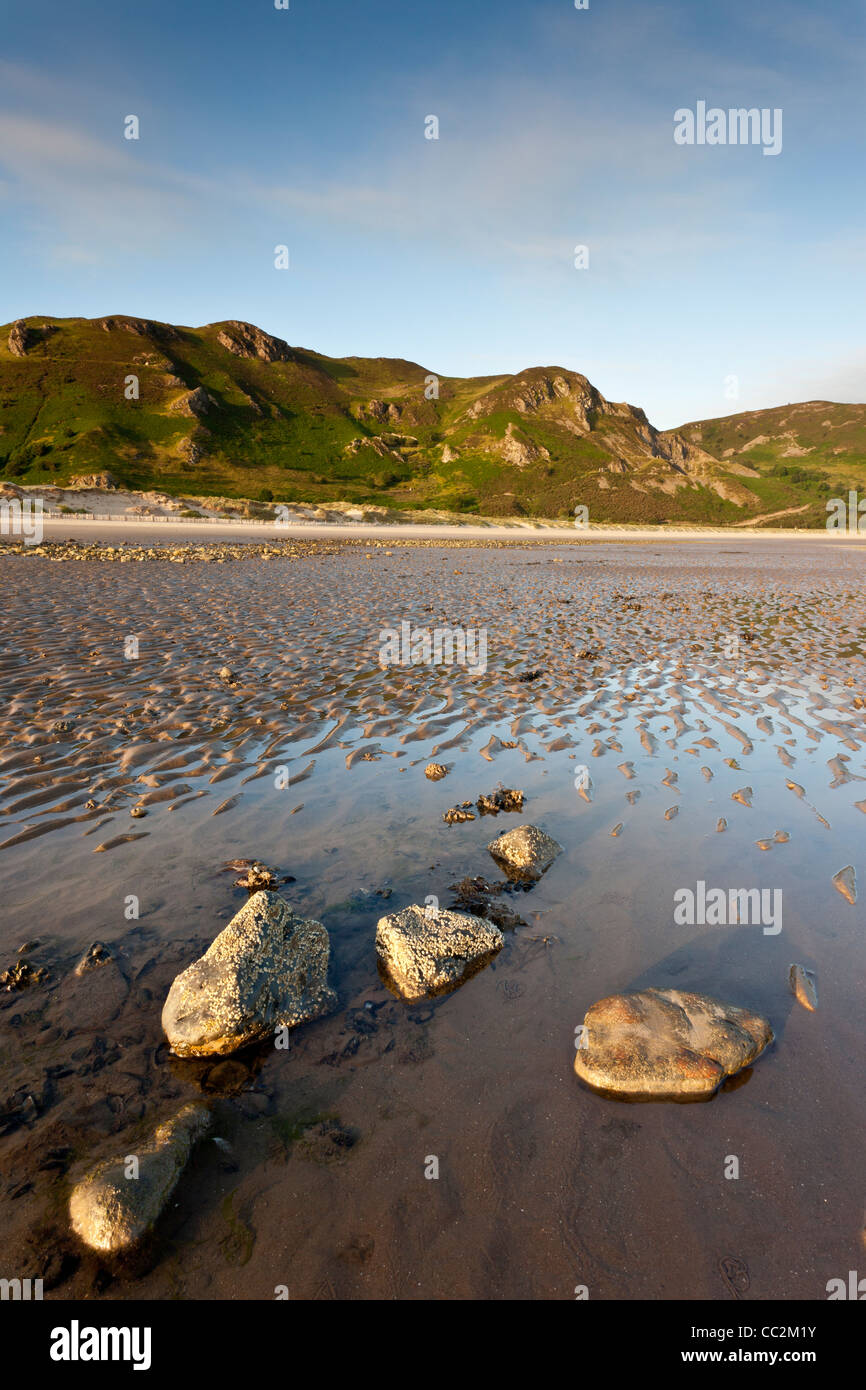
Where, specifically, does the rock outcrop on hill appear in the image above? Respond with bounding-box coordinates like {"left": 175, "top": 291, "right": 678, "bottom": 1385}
{"left": 215, "top": 320, "right": 293, "bottom": 362}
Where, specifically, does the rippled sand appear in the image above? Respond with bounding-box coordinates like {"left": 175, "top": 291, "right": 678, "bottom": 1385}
{"left": 1, "top": 537, "right": 864, "bottom": 1299}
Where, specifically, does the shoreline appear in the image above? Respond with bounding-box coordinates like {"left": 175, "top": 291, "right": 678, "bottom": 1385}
{"left": 24, "top": 515, "right": 866, "bottom": 545}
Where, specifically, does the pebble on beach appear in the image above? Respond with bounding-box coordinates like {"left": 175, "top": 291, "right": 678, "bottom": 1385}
{"left": 789, "top": 963, "right": 819, "bottom": 1012}
{"left": 832, "top": 864, "right": 857, "bottom": 904}
{"left": 74, "top": 941, "right": 114, "bottom": 976}
{"left": 487, "top": 823, "right": 562, "bottom": 880}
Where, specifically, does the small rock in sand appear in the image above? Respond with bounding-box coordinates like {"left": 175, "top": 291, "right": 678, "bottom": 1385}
{"left": 574, "top": 988, "right": 773, "bottom": 1100}
{"left": 162, "top": 890, "right": 336, "bottom": 1057}
{"left": 74, "top": 941, "right": 114, "bottom": 976}
{"left": 832, "top": 864, "right": 857, "bottom": 904}
{"left": 443, "top": 805, "right": 475, "bottom": 824}
{"left": 789, "top": 963, "right": 818, "bottom": 1012}
{"left": 69, "top": 1102, "right": 211, "bottom": 1253}
{"left": 376, "top": 904, "right": 503, "bottom": 1001}
{"left": 424, "top": 763, "right": 448, "bottom": 781}
{"left": 476, "top": 787, "right": 524, "bottom": 815}
{"left": 488, "top": 824, "right": 562, "bottom": 879}
{"left": 0, "top": 957, "right": 48, "bottom": 991}
{"left": 234, "top": 861, "right": 278, "bottom": 891}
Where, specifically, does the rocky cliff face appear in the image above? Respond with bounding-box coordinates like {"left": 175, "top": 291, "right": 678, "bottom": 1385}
{"left": 499, "top": 422, "right": 550, "bottom": 468}
{"left": 456, "top": 366, "right": 730, "bottom": 491}
{"left": 100, "top": 317, "right": 178, "bottom": 340}
{"left": 214, "top": 320, "right": 292, "bottom": 362}
{"left": 170, "top": 386, "right": 215, "bottom": 418}
{"left": 7, "top": 321, "right": 32, "bottom": 357}
{"left": 466, "top": 368, "right": 600, "bottom": 430}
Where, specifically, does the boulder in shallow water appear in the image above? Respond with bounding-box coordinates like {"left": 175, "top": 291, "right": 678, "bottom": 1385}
{"left": 488, "top": 823, "right": 562, "bottom": 879}
{"left": 376, "top": 904, "right": 503, "bottom": 1001}
{"left": 574, "top": 988, "right": 773, "bottom": 1100}
{"left": 162, "top": 891, "right": 336, "bottom": 1057}
{"left": 69, "top": 1102, "right": 210, "bottom": 1253}
{"left": 789, "top": 963, "right": 818, "bottom": 1012}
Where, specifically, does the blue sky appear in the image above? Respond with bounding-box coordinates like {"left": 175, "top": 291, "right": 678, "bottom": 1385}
{"left": 1, "top": 0, "right": 863, "bottom": 427}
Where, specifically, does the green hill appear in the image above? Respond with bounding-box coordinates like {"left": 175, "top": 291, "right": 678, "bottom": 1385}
{"left": 676, "top": 401, "right": 866, "bottom": 527}
{"left": 2, "top": 315, "right": 862, "bottom": 524}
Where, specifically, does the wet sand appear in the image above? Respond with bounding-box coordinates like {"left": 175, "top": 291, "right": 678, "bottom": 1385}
{"left": 0, "top": 536, "right": 864, "bottom": 1300}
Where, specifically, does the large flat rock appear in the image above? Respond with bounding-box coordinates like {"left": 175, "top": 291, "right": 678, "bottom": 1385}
{"left": 574, "top": 987, "right": 773, "bottom": 1100}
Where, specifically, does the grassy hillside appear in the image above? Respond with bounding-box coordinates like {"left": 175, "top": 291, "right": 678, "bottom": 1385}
{"left": 2, "top": 315, "right": 860, "bottom": 524}
{"left": 677, "top": 401, "right": 866, "bottom": 527}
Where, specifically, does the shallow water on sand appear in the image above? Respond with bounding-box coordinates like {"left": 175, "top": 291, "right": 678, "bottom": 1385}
{"left": 0, "top": 538, "right": 864, "bottom": 1299}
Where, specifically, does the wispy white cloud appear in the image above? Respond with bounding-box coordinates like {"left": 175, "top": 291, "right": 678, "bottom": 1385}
{"left": 0, "top": 113, "right": 209, "bottom": 261}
